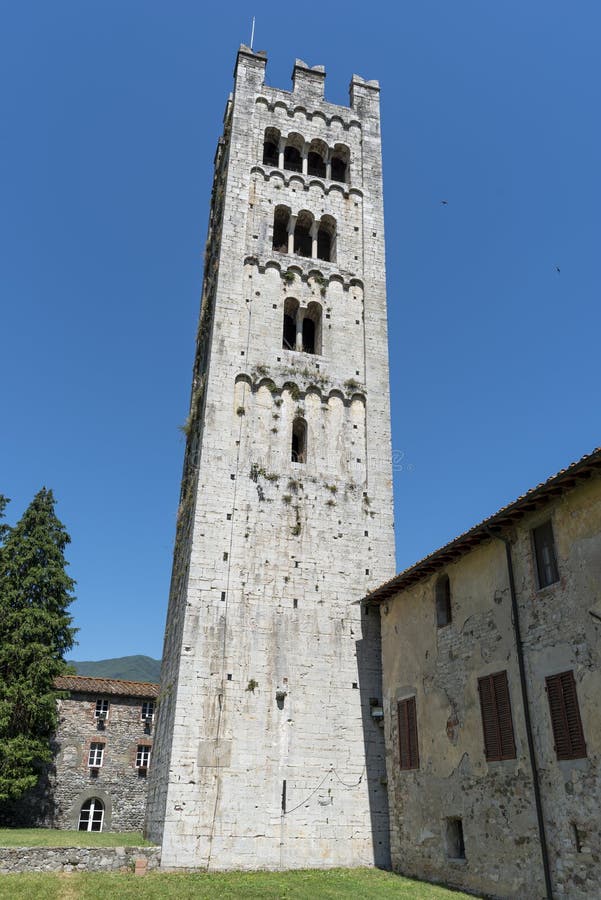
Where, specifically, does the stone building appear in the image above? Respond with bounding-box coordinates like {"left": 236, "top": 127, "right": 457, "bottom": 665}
{"left": 367, "top": 448, "right": 601, "bottom": 899}
{"left": 50, "top": 675, "right": 158, "bottom": 832}
{"left": 145, "top": 46, "right": 396, "bottom": 869}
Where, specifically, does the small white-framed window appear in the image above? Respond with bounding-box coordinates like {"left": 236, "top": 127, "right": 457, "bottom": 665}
{"left": 88, "top": 742, "right": 105, "bottom": 767}
{"left": 141, "top": 700, "right": 155, "bottom": 722}
{"left": 78, "top": 797, "right": 104, "bottom": 832}
{"left": 136, "top": 744, "right": 151, "bottom": 769}
{"left": 94, "top": 698, "right": 109, "bottom": 720}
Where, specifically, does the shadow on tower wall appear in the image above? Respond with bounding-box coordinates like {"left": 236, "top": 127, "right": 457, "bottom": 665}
{"left": 355, "top": 602, "right": 391, "bottom": 868}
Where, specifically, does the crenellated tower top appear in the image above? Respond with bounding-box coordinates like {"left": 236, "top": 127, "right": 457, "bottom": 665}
{"left": 234, "top": 44, "right": 380, "bottom": 112}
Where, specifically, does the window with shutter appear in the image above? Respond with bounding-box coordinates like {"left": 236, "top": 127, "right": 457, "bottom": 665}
{"left": 532, "top": 520, "right": 559, "bottom": 588}
{"left": 478, "top": 671, "right": 516, "bottom": 761}
{"left": 397, "top": 696, "right": 419, "bottom": 770}
{"left": 545, "top": 670, "right": 587, "bottom": 760}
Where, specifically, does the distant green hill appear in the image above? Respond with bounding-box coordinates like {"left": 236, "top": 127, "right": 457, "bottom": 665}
{"left": 69, "top": 655, "right": 161, "bottom": 683}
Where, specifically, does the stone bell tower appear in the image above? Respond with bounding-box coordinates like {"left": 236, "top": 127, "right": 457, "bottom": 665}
{"left": 145, "top": 46, "right": 396, "bottom": 870}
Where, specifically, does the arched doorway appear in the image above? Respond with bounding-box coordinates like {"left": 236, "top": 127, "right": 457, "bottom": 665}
{"left": 78, "top": 797, "right": 105, "bottom": 832}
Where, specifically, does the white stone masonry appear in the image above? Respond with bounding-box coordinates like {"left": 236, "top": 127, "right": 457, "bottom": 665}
{"left": 145, "top": 47, "right": 396, "bottom": 870}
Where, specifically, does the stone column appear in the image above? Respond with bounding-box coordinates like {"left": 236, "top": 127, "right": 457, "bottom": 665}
{"left": 310, "top": 222, "right": 319, "bottom": 259}
{"left": 301, "top": 143, "right": 309, "bottom": 176}
{"left": 295, "top": 308, "right": 303, "bottom": 351}
{"left": 287, "top": 215, "right": 297, "bottom": 255}
{"left": 278, "top": 137, "right": 286, "bottom": 170}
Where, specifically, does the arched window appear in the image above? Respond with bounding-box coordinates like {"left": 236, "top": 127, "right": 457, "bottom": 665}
{"left": 273, "top": 206, "right": 290, "bottom": 253}
{"left": 331, "top": 146, "right": 349, "bottom": 183}
{"left": 78, "top": 797, "right": 104, "bottom": 832}
{"left": 263, "top": 127, "right": 279, "bottom": 167}
{"left": 294, "top": 211, "right": 313, "bottom": 258}
{"left": 307, "top": 151, "right": 326, "bottom": 178}
{"left": 317, "top": 216, "right": 336, "bottom": 262}
{"left": 284, "top": 145, "right": 302, "bottom": 173}
{"left": 283, "top": 298, "right": 299, "bottom": 351}
{"left": 263, "top": 141, "right": 278, "bottom": 167}
{"left": 302, "top": 318, "right": 315, "bottom": 354}
{"left": 291, "top": 418, "right": 307, "bottom": 464}
{"left": 436, "top": 575, "right": 451, "bottom": 627}
{"left": 303, "top": 301, "right": 322, "bottom": 355}
{"left": 307, "top": 139, "right": 327, "bottom": 178}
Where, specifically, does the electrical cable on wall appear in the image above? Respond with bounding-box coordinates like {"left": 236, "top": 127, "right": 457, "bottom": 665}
{"left": 283, "top": 765, "right": 366, "bottom": 816}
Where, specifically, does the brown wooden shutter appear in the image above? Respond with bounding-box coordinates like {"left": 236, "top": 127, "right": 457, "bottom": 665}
{"left": 479, "top": 676, "right": 500, "bottom": 760}
{"left": 398, "top": 697, "right": 419, "bottom": 770}
{"left": 546, "top": 671, "right": 586, "bottom": 760}
{"left": 478, "top": 671, "right": 516, "bottom": 761}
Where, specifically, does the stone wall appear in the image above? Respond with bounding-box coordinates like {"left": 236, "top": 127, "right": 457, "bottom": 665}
{"left": 0, "top": 845, "right": 160, "bottom": 874}
{"left": 146, "top": 46, "right": 396, "bottom": 870}
{"left": 52, "top": 691, "right": 153, "bottom": 832}
{"left": 381, "top": 472, "right": 601, "bottom": 899}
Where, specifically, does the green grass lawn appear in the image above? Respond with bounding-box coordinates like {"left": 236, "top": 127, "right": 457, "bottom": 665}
{"left": 0, "top": 869, "right": 472, "bottom": 900}
{"left": 0, "top": 828, "right": 150, "bottom": 848}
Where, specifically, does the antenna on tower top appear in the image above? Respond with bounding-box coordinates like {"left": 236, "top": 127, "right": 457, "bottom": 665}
{"left": 250, "top": 16, "right": 255, "bottom": 50}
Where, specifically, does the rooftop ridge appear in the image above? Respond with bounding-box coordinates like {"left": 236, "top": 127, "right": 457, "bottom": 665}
{"left": 366, "top": 446, "right": 601, "bottom": 603}
{"left": 54, "top": 674, "right": 159, "bottom": 698}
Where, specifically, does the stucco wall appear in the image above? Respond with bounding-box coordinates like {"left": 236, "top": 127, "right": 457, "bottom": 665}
{"left": 381, "top": 474, "right": 601, "bottom": 899}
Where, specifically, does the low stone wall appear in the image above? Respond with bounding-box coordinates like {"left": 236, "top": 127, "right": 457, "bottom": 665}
{"left": 0, "top": 845, "right": 160, "bottom": 874}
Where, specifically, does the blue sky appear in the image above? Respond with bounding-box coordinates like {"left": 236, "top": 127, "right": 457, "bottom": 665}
{"left": 1, "top": 1, "right": 599, "bottom": 661}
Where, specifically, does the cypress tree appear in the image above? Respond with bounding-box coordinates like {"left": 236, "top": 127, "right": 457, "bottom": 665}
{"left": 0, "top": 488, "right": 76, "bottom": 806}
{"left": 0, "top": 495, "right": 8, "bottom": 542}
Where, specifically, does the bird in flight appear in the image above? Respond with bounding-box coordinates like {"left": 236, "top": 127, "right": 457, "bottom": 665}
{"left": 440, "top": 200, "right": 448, "bottom": 206}
{"left": 554, "top": 265, "right": 561, "bottom": 274}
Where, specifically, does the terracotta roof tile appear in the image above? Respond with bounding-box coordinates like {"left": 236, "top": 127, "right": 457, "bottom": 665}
{"left": 366, "top": 446, "right": 601, "bottom": 604}
{"left": 54, "top": 675, "right": 159, "bottom": 699}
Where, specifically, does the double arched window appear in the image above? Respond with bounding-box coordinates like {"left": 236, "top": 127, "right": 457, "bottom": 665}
{"left": 282, "top": 299, "right": 322, "bottom": 355}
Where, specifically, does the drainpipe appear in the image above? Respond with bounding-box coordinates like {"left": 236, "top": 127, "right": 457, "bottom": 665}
{"left": 487, "top": 528, "right": 554, "bottom": 900}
